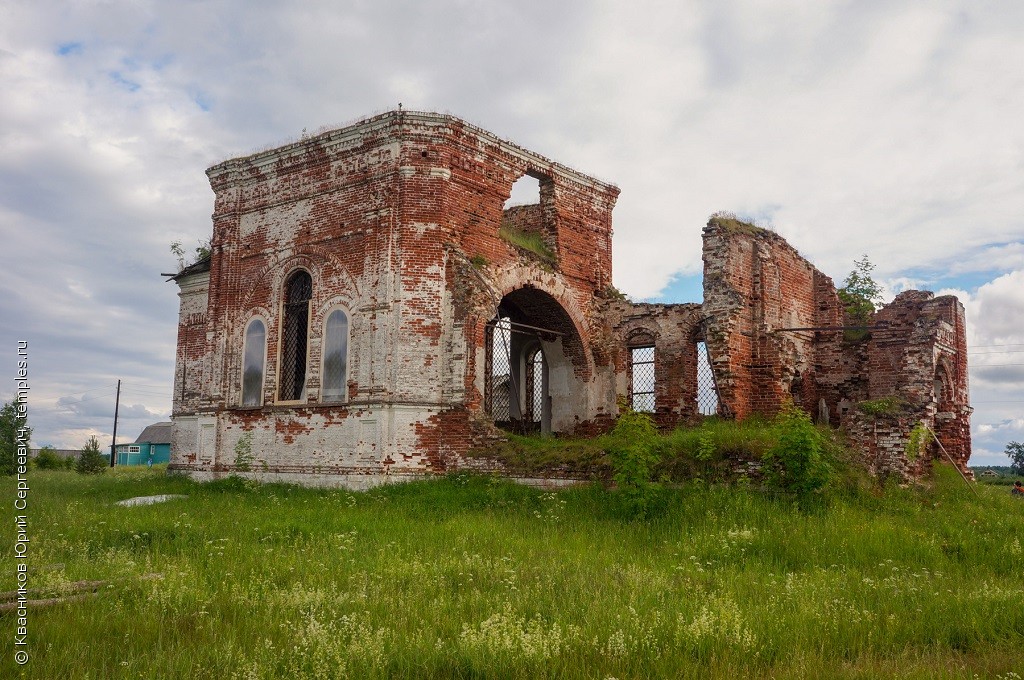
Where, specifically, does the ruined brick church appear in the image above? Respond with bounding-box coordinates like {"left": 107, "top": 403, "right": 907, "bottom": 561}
{"left": 169, "top": 110, "right": 972, "bottom": 486}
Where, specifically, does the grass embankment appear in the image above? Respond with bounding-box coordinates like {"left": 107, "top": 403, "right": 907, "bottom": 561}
{"left": 2, "top": 462, "right": 1023, "bottom": 678}
{"left": 476, "top": 416, "right": 846, "bottom": 487}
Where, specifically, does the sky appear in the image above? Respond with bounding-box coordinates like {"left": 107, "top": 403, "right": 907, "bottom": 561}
{"left": 1, "top": 0, "right": 1021, "bottom": 467}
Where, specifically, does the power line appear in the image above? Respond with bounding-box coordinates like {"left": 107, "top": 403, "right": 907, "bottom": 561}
{"left": 62, "top": 390, "right": 118, "bottom": 405}
{"left": 969, "top": 350, "right": 1024, "bottom": 355}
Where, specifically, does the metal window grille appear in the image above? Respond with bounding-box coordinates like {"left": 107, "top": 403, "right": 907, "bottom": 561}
{"left": 486, "top": 318, "right": 513, "bottom": 422}
{"left": 525, "top": 348, "right": 544, "bottom": 425}
{"left": 630, "top": 345, "right": 655, "bottom": 412}
{"left": 696, "top": 341, "right": 719, "bottom": 416}
{"left": 280, "top": 271, "right": 312, "bottom": 401}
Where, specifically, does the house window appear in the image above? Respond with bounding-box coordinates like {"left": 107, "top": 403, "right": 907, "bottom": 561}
{"left": 128, "top": 445, "right": 141, "bottom": 453}
{"left": 242, "top": 318, "right": 266, "bottom": 406}
{"left": 321, "top": 309, "right": 349, "bottom": 402}
{"left": 629, "top": 334, "right": 655, "bottom": 413}
{"left": 279, "top": 270, "right": 312, "bottom": 401}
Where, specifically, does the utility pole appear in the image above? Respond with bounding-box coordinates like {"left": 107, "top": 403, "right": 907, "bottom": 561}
{"left": 109, "top": 379, "right": 121, "bottom": 468}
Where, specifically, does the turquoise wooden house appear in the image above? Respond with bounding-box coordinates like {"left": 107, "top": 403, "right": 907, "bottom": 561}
{"left": 116, "top": 422, "right": 172, "bottom": 466}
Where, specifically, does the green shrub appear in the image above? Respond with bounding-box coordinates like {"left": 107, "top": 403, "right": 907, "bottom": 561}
{"left": 905, "top": 422, "right": 933, "bottom": 462}
{"left": 75, "top": 436, "right": 106, "bottom": 475}
{"left": 607, "top": 403, "right": 661, "bottom": 517}
{"left": 763, "top": 403, "right": 831, "bottom": 506}
{"left": 233, "top": 432, "right": 255, "bottom": 472}
{"left": 857, "top": 396, "right": 908, "bottom": 417}
{"left": 34, "top": 446, "right": 64, "bottom": 470}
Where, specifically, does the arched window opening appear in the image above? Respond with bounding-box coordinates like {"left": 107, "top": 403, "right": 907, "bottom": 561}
{"left": 322, "top": 309, "right": 349, "bottom": 402}
{"left": 242, "top": 318, "right": 266, "bottom": 407}
{"left": 629, "top": 333, "right": 656, "bottom": 413}
{"left": 934, "top": 365, "right": 953, "bottom": 406}
{"left": 695, "top": 341, "right": 719, "bottom": 416}
{"left": 279, "top": 270, "right": 312, "bottom": 402}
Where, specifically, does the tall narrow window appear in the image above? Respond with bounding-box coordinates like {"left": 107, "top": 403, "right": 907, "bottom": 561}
{"left": 279, "top": 270, "right": 312, "bottom": 401}
{"left": 322, "top": 309, "right": 349, "bottom": 402}
{"left": 629, "top": 335, "right": 655, "bottom": 413}
{"left": 242, "top": 319, "right": 266, "bottom": 406}
{"left": 525, "top": 346, "right": 545, "bottom": 425}
{"left": 486, "top": 316, "right": 513, "bottom": 423}
{"left": 695, "top": 341, "right": 719, "bottom": 416}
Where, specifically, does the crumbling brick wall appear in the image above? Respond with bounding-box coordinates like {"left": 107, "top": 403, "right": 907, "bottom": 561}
{"left": 603, "top": 301, "right": 705, "bottom": 427}
{"left": 169, "top": 112, "right": 971, "bottom": 487}
{"left": 700, "top": 216, "right": 972, "bottom": 478}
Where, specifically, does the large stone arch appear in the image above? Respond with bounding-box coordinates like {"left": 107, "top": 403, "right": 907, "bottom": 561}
{"left": 484, "top": 284, "right": 594, "bottom": 434}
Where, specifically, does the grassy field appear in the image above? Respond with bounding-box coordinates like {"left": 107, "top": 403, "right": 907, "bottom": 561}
{"left": 2, "top": 463, "right": 1023, "bottom": 679}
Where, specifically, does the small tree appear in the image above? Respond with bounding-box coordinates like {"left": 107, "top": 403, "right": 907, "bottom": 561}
{"left": 1006, "top": 441, "right": 1024, "bottom": 475}
{"left": 764, "top": 402, "right": 831, "bottom": 506}
{"left": 76, "top": 436, "right": 107, "bottom": 475}
{"left": 170, "top": 238, "right": 212, "bottom": 272}
{"left": 34, "top": 446, "right": 63, "bottom": 470}
{"left": 0, "top": 399, "right": 30, "bottom": 476}
{"left": 607, "top": 400, "right": 662, "bottom": 517}
{"left": 838, "top": 255, "right": 884, "bottom": 335}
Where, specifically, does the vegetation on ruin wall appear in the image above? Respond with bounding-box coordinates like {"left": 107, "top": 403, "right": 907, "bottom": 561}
{"left": 498, "top": 223, "right": 556, "bottom": 266}
{"left": 856, "top": 396, "right": 910, "bottom": 417}
{"left": 473, "top": 415, "right": 848, "bottom": 493}
{"left": 3, "top": 463, "right": 1023, "bottom": 679}
{"left": 706, "top": 211, "right": 767, "bottom": 236}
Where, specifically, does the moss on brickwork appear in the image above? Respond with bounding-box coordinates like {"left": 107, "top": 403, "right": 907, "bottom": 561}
{"left": 498, "top": 223, "right": 556, "bottom": 266}
{"left": 856, "top": 396, "right": 909, "bottom": 417}
{"left": 707, "top": 212, "right": 765, "bottom": 236}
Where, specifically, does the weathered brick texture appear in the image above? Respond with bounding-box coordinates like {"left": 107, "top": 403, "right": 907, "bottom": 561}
{"left": 170, "top": 111, "right": 620, "bottom": 486}
{"left": 170, "top": 113, "right": 970, "bottom": 487}
{"left": 699, "top": 216, "right": 972, "bottom": 478}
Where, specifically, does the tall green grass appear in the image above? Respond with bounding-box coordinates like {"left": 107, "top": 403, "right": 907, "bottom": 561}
{"left": 2, "top": 464, "right": 1022, "bottom": 678}
{"left": 498, "top": 224, "right": 556, "bottom": 265}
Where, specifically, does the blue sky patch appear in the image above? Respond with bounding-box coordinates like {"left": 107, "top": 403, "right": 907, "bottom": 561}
{"left": 192, "top": 90, "right": 213, "bottom": 112}
{"left": 109, "top": 71, "right": 141, "bottom": 92}
{"left": 56, "top": 42, "right": 83, "bottom": 56}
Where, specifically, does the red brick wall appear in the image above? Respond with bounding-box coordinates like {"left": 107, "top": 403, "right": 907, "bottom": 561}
{"left": 700, "top": 216, "right": 972, "bottom": 477}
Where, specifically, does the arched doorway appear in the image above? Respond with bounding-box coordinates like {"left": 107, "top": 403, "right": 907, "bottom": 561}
{"left": 484, "top": 287, "right": 587, "bottom": 435}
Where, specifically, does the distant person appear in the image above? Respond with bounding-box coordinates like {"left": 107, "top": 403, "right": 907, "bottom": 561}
{"left": 1013, "top": 481, "right": 1024, "bottom": 497}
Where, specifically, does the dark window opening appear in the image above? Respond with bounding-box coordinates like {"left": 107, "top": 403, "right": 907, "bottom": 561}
{"left": 279, "top": 270, "right": 312, "bottom": 401}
